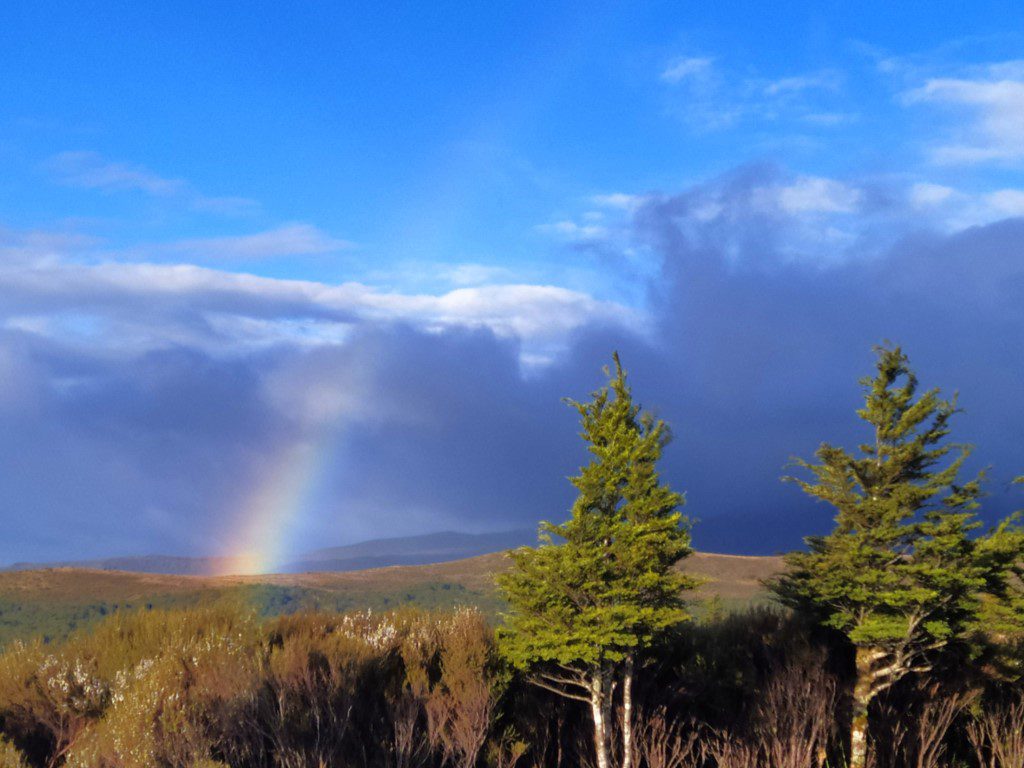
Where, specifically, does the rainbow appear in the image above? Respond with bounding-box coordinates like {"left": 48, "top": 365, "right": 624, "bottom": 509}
{"left": 214, "top": 436, "right": 336, "bottom": 576}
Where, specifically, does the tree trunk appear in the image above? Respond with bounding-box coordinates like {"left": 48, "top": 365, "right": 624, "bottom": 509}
{"left": 849, "top": 646, "right": 876, "bottom": 768}
{"left": 590, "top": 669, "right": 611, "bottom": 768}
{"left": 621, "top": 655, "right": 634, "bottom": 768}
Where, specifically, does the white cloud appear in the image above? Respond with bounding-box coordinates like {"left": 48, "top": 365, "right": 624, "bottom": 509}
{"left": 661, "top": 57, "right": 713, "bottom": 83}
{"left": 379, "top": 284, "right": 639, "bottom": 346}
{"left": 0, "top": 243, "right": 640, "bottom": 364}
{"left": 0, "top": 226, "right": 101, "bottom": 262}
{"left": 901, "top": 182, "right": 1024, "bottom": 230}
{"left": 536, "top": 220, "right": 609, "bottom": 241}
{"left": 984, "top": 188, "right": 1024, "bottom": 217}
{"left": 45, "top": 151, "right": 186, "bottom": 196}
{"left": 43, "top": 151, "right": 260, "bottom": 214}
{"left": 167, "top": 223, "right": 352, "bottom": 259}
{"left": 758, "top": 175, "right": 861, "bottom": 214}
{"left": 764, "top": 71, "right": 841, "bottom": 96}
{"left": 591, "top": 192, "right": 644, "bottom": 211}
{"left": 439, "top": 263, "right": 515, "bottom": 286}
{"left": 905, "top": 75, "right": 1024, "bottom": 164}
{"left": 660, "top": 57, "right": 847, "bottom": 132}
{"left": 910, "top": 182, "right": 956, "bottom": 208}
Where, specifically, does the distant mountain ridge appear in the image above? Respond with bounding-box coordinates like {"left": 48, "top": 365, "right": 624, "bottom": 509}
{"left": 3, "top": 554, "right": 237, "bottom": 576}
{"left": 3, "top": 529, "right": 538, "bottom": 576}
{"left": 286, "top": 530, "right": 537, "bottom": 573}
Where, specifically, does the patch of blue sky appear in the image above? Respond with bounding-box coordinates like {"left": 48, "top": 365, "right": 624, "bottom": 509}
{"left": 2, "top": 1, "right": 1023, "bottom": 299}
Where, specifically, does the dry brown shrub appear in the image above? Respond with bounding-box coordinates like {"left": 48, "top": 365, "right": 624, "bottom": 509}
{"left": 0, "top": 738, "right": 29, "bottom": 768}
{"left": 0, "top": 641, "right": 109, "bottom": 768}
{"left": 0, "top": 604, "right": 506, "bottom": 768}
{"left": 688, "top": 645, "right": 838, "bottom": 768}
{"left": 262, "top": 611, "right": 397, "bottom": 768}
{"left": 398, "top": 611, "right": 445, "bottom": 760}
{"left": 78, "top": 604, "right": 256, "bottom": 680}
{"left": 387, "top": 689, "right": 425, "bottom": 768}
{"left": 750, "top": 647, "right": 836, "bottom": 768}
{"left": 632, "top": 707, "right": 703, "bottom": 768}
{"left": 64, "top": 621, "right": 262, "bottom": 768}
{"left": 488, "top": 729, "right": 528, "bottom": 768}
{"left": 435, "top": 609, "right": 495, "bottom": 768}
{"left": 703, "top": 736, "right": 759, "bottom": 768}
{"left": 390, "top": 607, "right": 498, "bottom": 768}
{"left": 966, "top": 693, "right": 1024, "bottom": 768}
{"left": 868, "top": 686, "right": 972, "bottom": 768}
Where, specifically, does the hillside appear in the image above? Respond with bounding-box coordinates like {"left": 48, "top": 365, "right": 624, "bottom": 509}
{"left": 282, "top": 529, "right": 537, "bottom": 573}
{"left": 0, "top": 550, "right": 785, "bottom": 647}
{"left": 3, "top": 530, "right": 539, "bottom": 575}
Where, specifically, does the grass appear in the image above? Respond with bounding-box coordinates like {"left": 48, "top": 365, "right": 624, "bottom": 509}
{"left": 0, "top": 549, "right": 784, "bottom": 646}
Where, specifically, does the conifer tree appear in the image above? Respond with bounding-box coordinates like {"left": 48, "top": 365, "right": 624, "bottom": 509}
{"left": 769, "top": 345, "right": 1024, "bottom": 768}
{"left": 497, "top": 354, "right": 697, "bottom": 768}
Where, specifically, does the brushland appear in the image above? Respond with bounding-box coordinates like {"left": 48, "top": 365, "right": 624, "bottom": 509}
{"left": 0, "top": 550, "right": 781, "bottom": 648}
{"left": 1, "top": 600, "right": 1022, "bottom": 768}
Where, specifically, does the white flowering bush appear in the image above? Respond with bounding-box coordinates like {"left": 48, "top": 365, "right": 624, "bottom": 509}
{"left": 65, "top": 622, "right": 261, "bottom": 768}
{"left": 0, "top": 640, "right": 110, "bottom": 764}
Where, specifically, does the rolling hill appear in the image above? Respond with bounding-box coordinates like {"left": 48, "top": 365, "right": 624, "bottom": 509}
{"left": 3, "top": 530, "right": 538, "bottom": 575}
{"left": 0, "top": 549, "right": 784, "bottom": 647}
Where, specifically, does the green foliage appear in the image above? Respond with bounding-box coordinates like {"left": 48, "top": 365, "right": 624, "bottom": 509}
{"left": 495, "top": 355, "right": 700, "bottom": 768}
{"left": 498, "top": 354, "right": 697, "bottom": 673}
{"left": 770, "top": 345, "right": 1024, "bottom": 655}
{"left": 0, "top": 595, "right": 201, "bottom": 649}
{"left": 768, "top": 345, "right": 1024, "bottom": 768}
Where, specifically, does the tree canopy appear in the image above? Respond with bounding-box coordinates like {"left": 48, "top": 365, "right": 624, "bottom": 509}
{"left": 498, "top": 354, "right": 697, "bottom": 768}
{"left": 768, "top": 345, "right": 1024, "bottom": 768}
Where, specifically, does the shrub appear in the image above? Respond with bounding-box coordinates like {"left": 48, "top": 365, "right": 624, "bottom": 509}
{"left": 0, "top": 738, "right": 29, "bottom": 768}
{"left": 64, "top": 618, "right": 262, "bottom": 768}
{"left": 0, "top": 641, "right": 109, "bottom": 767}
{"left": 966, "top": 692, "right": 1024, "bottom": 768}
{"left": 262, "top": 612, "right": 388, "bottom": 768}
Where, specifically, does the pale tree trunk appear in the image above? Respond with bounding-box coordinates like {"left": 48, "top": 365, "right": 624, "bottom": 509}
{"left": 621, "top": 655, "right": 634, "bottom": 768}
{"left": 590, "top": 668, "right": 611, "bottom": 768}
{"left": 849, "top": 646, "right": 877, "bottom": 768}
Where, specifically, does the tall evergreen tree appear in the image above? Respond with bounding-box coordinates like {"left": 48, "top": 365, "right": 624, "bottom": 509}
{"left": 769, "top": 345, "right": 1024, "bottom": 768}
{"left": 497, "top": 354, "right": 697, "bottom": 768}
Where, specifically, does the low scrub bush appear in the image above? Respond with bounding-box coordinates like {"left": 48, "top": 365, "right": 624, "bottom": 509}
{"left": 0, "top": 604, "right": 1021, "bottom": 767}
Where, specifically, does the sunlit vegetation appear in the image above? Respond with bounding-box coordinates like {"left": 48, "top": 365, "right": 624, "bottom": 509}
{"left": 0, "top": 556, "right": 776, "bottom": 650}
{"left": 0, "top": 578, "right": 503, "bottom": 650}
{"left": 0, "top": 604, "right": 1023, "bottom": 767}
{"left": 0, "top": 605, "right": 507, "bottom": 768}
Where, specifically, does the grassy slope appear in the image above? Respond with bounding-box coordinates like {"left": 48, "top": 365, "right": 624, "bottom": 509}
{"left": 0, "top": 550, "right": 784, "bottom": 646}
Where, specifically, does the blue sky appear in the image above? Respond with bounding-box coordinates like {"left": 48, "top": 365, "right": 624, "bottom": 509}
{"left": 1, "top": 2, "right": 1023, "bottom": 565}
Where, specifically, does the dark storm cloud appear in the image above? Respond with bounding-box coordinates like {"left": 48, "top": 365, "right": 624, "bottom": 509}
{"left": 587, "top": 167, "right": 1024, "bottom": 552}
{"left": 0, "top": 319, "right": 587, "bottom": 563}
{"left": 0, "top": 328, "right": 292, "bottom": 560}
{"left": 268, "top": 325, "right": 582, "bottom": 544}
{"left": 0, "top": 166, "right": 1021, "bottom": 563}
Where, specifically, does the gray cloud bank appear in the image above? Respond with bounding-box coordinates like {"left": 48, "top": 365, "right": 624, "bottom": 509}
{"left": 1, "top": 165, "right": 1022, "bottom": 564}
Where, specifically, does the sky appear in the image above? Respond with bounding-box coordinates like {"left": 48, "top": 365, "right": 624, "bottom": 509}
{"left": 1, "top": 1, "right": 1023, "bottom": 566}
